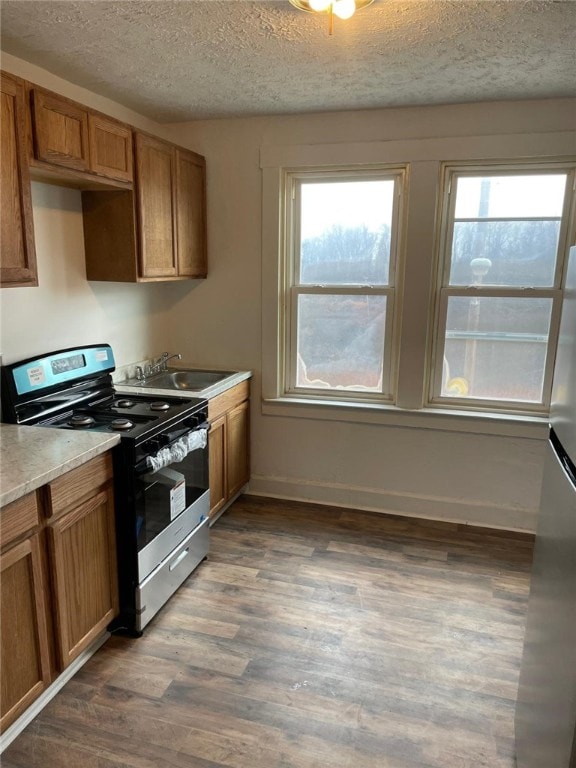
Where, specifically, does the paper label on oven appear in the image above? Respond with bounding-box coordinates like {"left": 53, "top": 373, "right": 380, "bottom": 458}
{"left": 27, "top": 365, "right": 46, "bottom": 386}
{"left": 170, "top": 479, "right": 186, "bottom": 520}
{"left": 95, "top": 350, "right": 108, "bottom": 362}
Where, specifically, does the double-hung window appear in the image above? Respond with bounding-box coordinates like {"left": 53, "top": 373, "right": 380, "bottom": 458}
{"left": 266, "top": 148, "right": 575, "bottom": 423}
{"left": 283, "top": 168, "right": 406, "bottom": 402}
{"left": 430, "top": 164, "right": 575, "bottom": 413}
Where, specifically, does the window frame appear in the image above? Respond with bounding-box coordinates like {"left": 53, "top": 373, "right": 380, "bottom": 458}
{"left": 428, "top": 161, "right": 576, "bottom": 414}
{"left": 260, "top": 132, "right": 576, "bottom": 437}
{"left": 282, "top": 166, "right": 408, "bottom": 404}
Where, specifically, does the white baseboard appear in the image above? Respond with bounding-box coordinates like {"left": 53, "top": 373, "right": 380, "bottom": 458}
{"left": 0, "top": 632, "right": 110, "bottom": 753}
{"left": 247, "top": 475, "right": 537, "bottom": 533}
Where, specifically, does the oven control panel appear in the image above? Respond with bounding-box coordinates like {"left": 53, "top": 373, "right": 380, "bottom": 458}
{"left": 5, "top": 345, "right": 115, "bottom": 397}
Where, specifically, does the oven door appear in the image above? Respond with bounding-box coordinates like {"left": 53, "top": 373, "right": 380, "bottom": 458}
{"left": 135, "top": 427, "right": 210, "bottom": 582}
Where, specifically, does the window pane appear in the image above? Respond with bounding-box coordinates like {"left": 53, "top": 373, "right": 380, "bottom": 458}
{"left": 449, "top": 220, "right": 560, "bottom": 287}
{"left": 296, "top": 294, "right": 386, "bottom": 391}
{"left": 454, "top": 175, "right": 566, "bottom": 218}
{"left": 441, "top": 297, "right": 553, "bottom": 403}
{"left": 300, "top": 180, "right": 394, "bottom": 286}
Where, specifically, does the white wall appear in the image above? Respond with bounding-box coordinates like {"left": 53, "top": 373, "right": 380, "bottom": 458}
{"left": 164, "top": 100, "right": 576, "bottom": 532}
{"left": 0, "top": 182, "right": 195, "bottom": 366}
{"left": 3, "top": 52, "right": 573, "bottom": 531}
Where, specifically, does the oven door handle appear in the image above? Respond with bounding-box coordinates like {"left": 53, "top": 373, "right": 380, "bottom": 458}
{"left": 143, "top": 427, "right": 209, "bottom": 474}
{"left": 134, "top": 423, "right": 210, "bottom": 475}
{"left": 161, "top": 421, "right": 211, "bottom": 445}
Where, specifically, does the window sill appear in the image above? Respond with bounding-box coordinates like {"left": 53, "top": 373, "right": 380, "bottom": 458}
{"left": 261, "top": 396, "right": 549, "bottom": 439}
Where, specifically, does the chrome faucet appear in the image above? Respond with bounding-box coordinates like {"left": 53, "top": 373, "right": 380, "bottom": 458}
{"left": 160, "top": 352, "right": 182, "bottom": 371}
{"left": 141, "top": 352, "right": 182, "bottom": 380}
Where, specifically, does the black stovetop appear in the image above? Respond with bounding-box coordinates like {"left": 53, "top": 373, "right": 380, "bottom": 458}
{"left": 39, "top": 392, "right": 206, "bottom": 441}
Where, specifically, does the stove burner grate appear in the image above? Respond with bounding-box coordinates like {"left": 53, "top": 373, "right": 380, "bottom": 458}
{"left": 150, "top": 401, "right": 170, "bottom": 411}
{"left": 69, "top": 414, "right": 96, "bottom": 428}
{"left": 110, "top": 418, "right": 134, "bottom": 431}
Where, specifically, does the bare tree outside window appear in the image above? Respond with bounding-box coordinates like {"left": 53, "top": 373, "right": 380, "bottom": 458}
{"left": 287, "top": 173, "right": 403, "bottom": 399}
{"left": 436, "top": 172, "right": 569, "bottom": 408}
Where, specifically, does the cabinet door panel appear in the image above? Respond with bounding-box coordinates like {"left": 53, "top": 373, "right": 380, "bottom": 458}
{"left": 31, "top": 89, "right": 89, "bottom": 170}
{"left": 226, "top": 401, "right": 250, "bottom": 499}
{"left": 1, "top": 535, "right": 51, "bottom": 731}
{"left": 0, "top": 72, "right": 37, "bottom": 287}
{"left": 89, "top": 115, "right": 133, "bottom": 182}
{"left": 176, "top": 149, "right": 207, "bottom": 278}
{"left": 135, "top": 133, "right": 177, "bottom": 278}
{"left": 48, "top": 489, "right": 118, "bottom": 669}
{"left": 209, "top": 415, "right": 227, "bottom": 518}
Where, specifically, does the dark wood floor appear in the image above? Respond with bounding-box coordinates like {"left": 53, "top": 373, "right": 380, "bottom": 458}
{"left": 3, "top": 495, "right": 534, "bottom": 768}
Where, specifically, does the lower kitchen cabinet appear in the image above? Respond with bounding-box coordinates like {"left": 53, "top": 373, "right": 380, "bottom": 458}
{"left": 226, "top": 400, "right": 250, "bottom": 499}
{"left": 47, "top": 486, "right": 118, "bottom": 669}
{"left": 208, "top": 414, "right": 227, "bottom": 516}
{"left": 208, "top": 381, "right": 250, "bottom": 519}
{"left": 0, "top": 452, "right": 119, "bottom": 731}
{"left": 0, "top": 501, "right": 51, "bottom": 732}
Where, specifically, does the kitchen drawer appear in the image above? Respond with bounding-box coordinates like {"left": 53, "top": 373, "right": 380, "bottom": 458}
{"left": 45, "top": 453, "right": 113, "bottom": 518}
{"left": 0, "top": 492, "right": 40, "bottom": 549}
{"left": 136, "top": 517, "right": 209, "bottom": 631}
{"left": 208, "top": 380, "right": 250, "bottom": 422}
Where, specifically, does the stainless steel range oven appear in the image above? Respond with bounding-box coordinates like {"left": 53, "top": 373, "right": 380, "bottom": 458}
{"left": 1, "top": 344, "right": 210, "bottom": 635}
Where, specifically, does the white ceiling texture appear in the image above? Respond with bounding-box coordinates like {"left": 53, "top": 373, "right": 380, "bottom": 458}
{"left": 1, "top": 0, "right": 575, "bottom": 122}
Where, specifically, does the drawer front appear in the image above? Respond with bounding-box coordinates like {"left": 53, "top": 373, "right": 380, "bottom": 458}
{"left": 0, "top": 492, "right": 40, "bottom": 549}
{"left": 46, "top": 452, "right": 113, "bottom": 518}
{"left": 136, "top": 517, "right": 209, "bottom": 631}
{"left": 208, "top": 380, "right": 250, "bottom": 422}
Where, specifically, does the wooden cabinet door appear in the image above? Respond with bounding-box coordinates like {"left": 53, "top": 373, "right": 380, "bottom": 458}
{"left": 226, "top": 400, "right": 250, "bottom": 499}
{"left": 135, "top": 133, "right": 177, "bottom": 278}
{"left": 209, "top": 415, "right": 227, "bottom": 519}
{"left": 1, "top": 534, "right": 51, "bottom": 731}
{"left": 175, "top": 148, "right": 207, "bottom": 278}
{"left": 0, "top": 72, "right": 38, "bottom": 287}
{"left": 30, "top": 88, "right": 89, "bottom": 171}
{"left": 47, "top": 488, "right": 118, "bottom": 670}
{"left": 88, "top": 115, "right": 133, "bottom": 182}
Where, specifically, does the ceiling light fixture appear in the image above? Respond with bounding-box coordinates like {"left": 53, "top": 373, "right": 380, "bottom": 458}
{"left": 289, "top": 0, "right": 375, "bottom": 35}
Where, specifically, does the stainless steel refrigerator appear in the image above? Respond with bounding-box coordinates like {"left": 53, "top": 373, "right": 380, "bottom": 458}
{"left": 515, "top": 244, "right": 576, "bottom": 768}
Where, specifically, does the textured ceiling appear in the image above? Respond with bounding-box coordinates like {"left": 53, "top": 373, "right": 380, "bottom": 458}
{"left": 1, "top": 0, "right": 575, "bottom": 122}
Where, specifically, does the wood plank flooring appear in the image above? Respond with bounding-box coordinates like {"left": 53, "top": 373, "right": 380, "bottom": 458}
{"left": 3, "top": 495, "right": 534, "bottom": 768}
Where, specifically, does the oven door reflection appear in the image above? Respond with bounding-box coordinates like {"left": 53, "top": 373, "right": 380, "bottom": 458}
{"left": 134, "top": 436, "right": 209, "bottom": 581}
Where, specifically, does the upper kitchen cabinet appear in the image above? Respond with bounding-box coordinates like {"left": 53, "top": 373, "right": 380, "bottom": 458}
{"left": 30, "top": 88, "right": 89, "bottom": 171}
{"left": 83, "top": 132, "right": 207, "bottom": 282}
{"left": 174, "top": 147, "right": 207, "bottom": 278}
{"left": 0, "top": 71, "right": 38, "bottom": 288}
{"left": 135, "top": 133, "right": 207, "bottom": 280}
{"left": 135, "top": 132, "right": 178, "bottom": 278}
{"left": 88, "top": 114, "right": 133, "bottom": 183}
{"left": 28, "top": 86, "right": 133, "bottom": 185}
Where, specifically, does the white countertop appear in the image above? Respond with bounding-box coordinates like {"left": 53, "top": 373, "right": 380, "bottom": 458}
{"left": 0, "top": 424, "right": 120, "bottom": 508}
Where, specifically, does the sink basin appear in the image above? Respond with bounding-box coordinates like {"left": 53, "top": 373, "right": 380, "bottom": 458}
{"left": 133, "top": 369, "right": 236, "bottom": 391}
